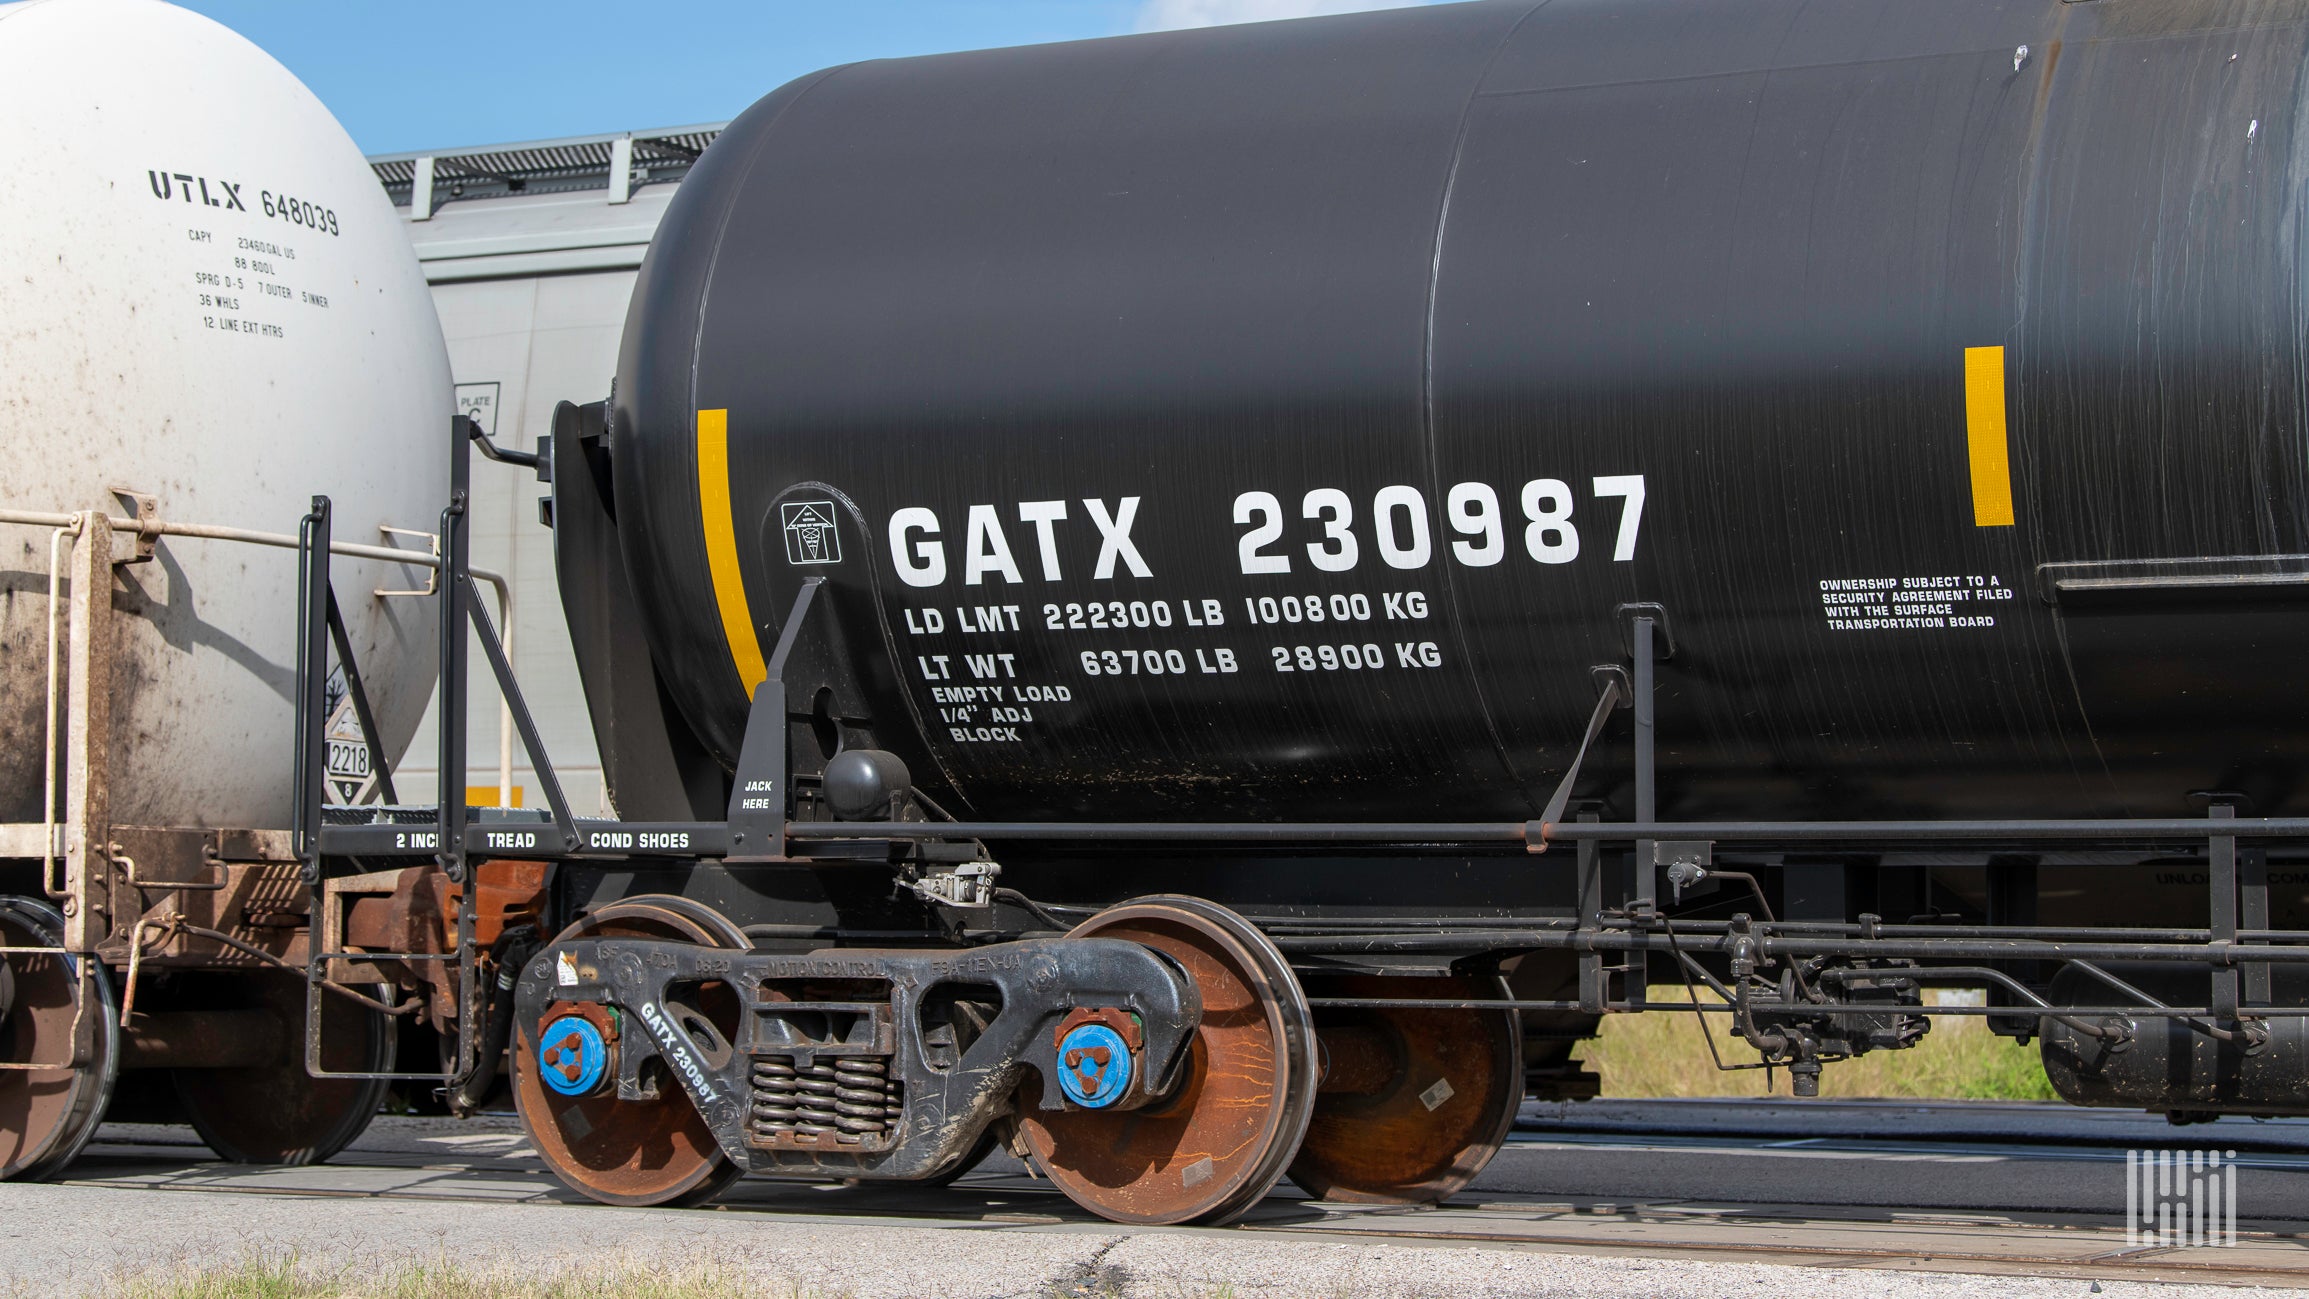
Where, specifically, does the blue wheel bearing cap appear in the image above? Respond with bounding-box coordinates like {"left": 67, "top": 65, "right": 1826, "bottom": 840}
{"left": 1055, "top": 1022, "right": 1133, "bottom": 1109}
{"left": 538, "top": 1014, "right": 609, "bottom": 1097}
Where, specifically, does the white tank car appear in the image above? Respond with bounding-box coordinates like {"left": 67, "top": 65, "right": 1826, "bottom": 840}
{"left": 0, "top": 0, "right": 449, "bottom": 829}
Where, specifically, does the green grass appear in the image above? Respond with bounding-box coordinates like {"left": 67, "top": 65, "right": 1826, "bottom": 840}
{"left": 1578, "top": 990, "right": 2062, "bottom": 1102}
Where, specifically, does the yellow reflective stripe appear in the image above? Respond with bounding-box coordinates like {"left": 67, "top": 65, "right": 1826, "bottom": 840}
{"left": 1964, "top": 346, "right": 2016, "bottom": 527}
{"left": 696, "top": 408, "right": 766, "bottom": 695}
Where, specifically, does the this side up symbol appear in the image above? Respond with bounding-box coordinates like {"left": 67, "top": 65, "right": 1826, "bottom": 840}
{"left": 781, "top": 500, "right": 841, "bottom": 565}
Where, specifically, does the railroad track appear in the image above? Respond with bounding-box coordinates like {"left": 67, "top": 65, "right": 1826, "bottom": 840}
{"left": 39, "top": 1100, "right": 2309, "bottom": 1291}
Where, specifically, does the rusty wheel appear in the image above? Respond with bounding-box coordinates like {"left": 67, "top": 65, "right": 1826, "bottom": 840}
{"left": 513, "top": 896, "right": 746, "bottom": 1208}
{"left": 0, "top": 897, "right": 119, "bottom": 1180}
{"left": 170, "top": 969, "right": 394, "bottom": 1164}
{"left": 1287, "top": 974, "right": 1522, "bottom": 1205}
{"left": 1018, "top": 896, "right": 1317, "bottom": 1226}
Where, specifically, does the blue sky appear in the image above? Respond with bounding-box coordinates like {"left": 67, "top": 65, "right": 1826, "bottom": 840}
{"left": 173, "top": 0, "right": 1440, "bottom": 155}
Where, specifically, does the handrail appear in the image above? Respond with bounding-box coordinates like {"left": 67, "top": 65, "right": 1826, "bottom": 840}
{"left": 1, "top": 507, "right": 515, "bottom": 803}
{"left": 778, "top": 815, "right": 2309, "bottom": 846}
{"left": 42, "top": 520, "right": 78, "bottom": 896}
{"left": 0, "top": 507, "right": 509, "bottom": 586}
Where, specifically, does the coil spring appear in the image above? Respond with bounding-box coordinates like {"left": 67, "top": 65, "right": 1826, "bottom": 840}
{"left": 751, "top": 1055, "right": 903, "bottom": 1143}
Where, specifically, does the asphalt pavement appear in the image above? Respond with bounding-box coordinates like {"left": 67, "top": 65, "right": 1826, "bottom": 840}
{"left": 3, "top": 1099, "right": 2301, "bottom": 1297}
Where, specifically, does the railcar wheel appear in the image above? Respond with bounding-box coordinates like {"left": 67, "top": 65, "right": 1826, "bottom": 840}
{"left": 1018, "top": 895, "right": 1317, "bottom": 1226}
{"left": 1287, "top": 974, "right": 1522, "bottom": 1204}
{"left": 0, "top": 897, "right": 119, "bottom": 1180}
{"left": 171, "top": 969, "right": 395, "bottom": 1165}
{"left": 513, "top": 896, "right": 746, "bottom": 1208}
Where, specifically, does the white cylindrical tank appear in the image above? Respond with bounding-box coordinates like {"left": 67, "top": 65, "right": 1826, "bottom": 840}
{"left": 0, "top": 0, "right": 450, "bottom": 828}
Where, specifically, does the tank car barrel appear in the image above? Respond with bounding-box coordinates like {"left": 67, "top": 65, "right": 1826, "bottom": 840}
{"left": 596, "top": 0, "right": 2309, "bottom": 833}
{"left": 2, "top": 0, "right": 454, "bottom": 1179}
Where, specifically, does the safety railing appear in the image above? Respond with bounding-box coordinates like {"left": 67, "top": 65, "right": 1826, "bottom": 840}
{"left": 0, "top": 504, "right": 519, "bottom": 817}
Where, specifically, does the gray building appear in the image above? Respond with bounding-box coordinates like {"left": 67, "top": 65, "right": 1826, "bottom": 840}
{"left": 369, "top": 127, "right": 723, "bottom": 814}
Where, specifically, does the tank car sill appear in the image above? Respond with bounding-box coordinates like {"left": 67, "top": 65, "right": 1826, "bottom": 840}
{"left": 317, "top": 812, "right": 2309, "bottom": 863}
